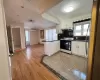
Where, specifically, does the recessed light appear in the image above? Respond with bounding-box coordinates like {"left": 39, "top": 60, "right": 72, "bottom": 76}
{"left": 21, "top": 6, "right": 24, "bottom": 8}
{"left": 63, "top": 6, "right": 74, "bottom": 13}
{"left": 29, "top": 19, "right": 35, "bottom": 22}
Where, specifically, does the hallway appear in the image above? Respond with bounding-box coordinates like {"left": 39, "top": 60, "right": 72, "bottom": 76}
{"left": 11, "top": 44, "right": 58, "bottom": 80}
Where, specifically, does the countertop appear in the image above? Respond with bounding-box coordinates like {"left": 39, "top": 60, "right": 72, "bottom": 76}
{"left": 42, "top": 40, "right": 59, "bottom": 42}
{"left": 60, "top": 39, "right": 89, "bottom": 42}
{"left": 42, "top": 39, "right": 89, "bottom": 42}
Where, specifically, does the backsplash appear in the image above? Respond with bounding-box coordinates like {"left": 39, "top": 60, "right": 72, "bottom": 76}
{"left": 74, "top": 36, "right": 89, "bottom": 41}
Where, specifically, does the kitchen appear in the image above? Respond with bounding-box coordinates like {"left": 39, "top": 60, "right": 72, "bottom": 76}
{"left": 60, "top": 18, "right": 90, "bottom": 57}
{"left": 44, "top": 18, "right": 90, "bottom": 58}
{"left": 43, "top": 19, "right": 90, "bottom": 80}
{"left": 42, "top": 0, "right": 92, "bottom": 80}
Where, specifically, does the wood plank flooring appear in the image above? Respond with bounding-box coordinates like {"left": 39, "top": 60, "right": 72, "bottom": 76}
{"left": 11, "top": 44, "right": 59, "bottom": 80}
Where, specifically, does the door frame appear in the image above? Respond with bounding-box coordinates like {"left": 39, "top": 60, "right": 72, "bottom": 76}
{"left": 11, "top": 26, "right": 21, "bottom": 52}
{"left": 87, "top": 0, "right": 99, "bottom": 80}
{"left": 25, "top": 29, "right": 31, "bottom": 46}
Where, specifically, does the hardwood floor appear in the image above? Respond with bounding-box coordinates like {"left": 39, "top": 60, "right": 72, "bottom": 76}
{"left": 11, "top": 44, "right": 59, "bottom": 80}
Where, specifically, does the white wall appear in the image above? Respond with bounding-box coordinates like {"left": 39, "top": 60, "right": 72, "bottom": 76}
{"left": 30, "top": 30, "right": 39, "bottom": 45}
{"left": 39, "top": 28, "right": 57, "bottom": 43}
{"left": 11, "top": 24, "right": 26, "bottom": 49}
{"left": 38, "top": 30, "right": 45, "bottom": 44}
{"left": 42, "top": 13, "right": 91, "bottom": 33}
{"left": 57, "top": 14, "right": 91, "bottom": 30}
{"left": 0, "top": 0, "right": 11, "bottom": 80}
{"left": 20, "top": 26, "right": 26, "bottom": 49}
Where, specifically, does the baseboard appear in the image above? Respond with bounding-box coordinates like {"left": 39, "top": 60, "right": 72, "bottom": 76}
{"left": 14, "top": 48, "right": 26, "bottom": 52}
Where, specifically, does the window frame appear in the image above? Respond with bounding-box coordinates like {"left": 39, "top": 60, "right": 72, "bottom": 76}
{"left": 45, "top": 29, "right": 57, "bottom": 41}
{"left": 73, "top": 20, "right": 91, "bottom": 36}
{"left": 25, "top": 30, "right": 30, "bottom": 42}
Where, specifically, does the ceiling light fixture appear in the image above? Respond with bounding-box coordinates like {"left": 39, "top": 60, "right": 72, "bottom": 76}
{"left": 21, "top": 6, "right": 24, "bottom": 8}
{"left": 63, "top": 6, "right": 74, "bottom": 13}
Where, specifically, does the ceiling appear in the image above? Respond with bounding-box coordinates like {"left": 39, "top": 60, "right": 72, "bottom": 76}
{"left": 24, "top": 18, "right": 57, "bottom": 29}
{"left": 3, "top": 0, "right": 61, "bottom": 29}
{"left": 3, "top": 0, "right": 93, "bottom": 29}
{"left": 46, "top": 0, "right": 93, "bottom": 20}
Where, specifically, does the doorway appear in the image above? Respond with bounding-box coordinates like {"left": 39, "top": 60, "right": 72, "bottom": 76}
{"left": 11, "top": 28, "right": 21, "bottom": 51}
{"left": 25, "top": 30, "right": 30, "bottom": 46}
{"left": 7, "top": 26, "right": 13, "bottom": 53}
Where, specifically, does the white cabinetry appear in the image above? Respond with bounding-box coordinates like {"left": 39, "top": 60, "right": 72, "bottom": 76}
{"left": 44, "top": 41, "right": 60, "bottom": 56}
{"left": 78, "top": 42, "right": 86, "bottom": 57}
{"left": 72, "top": 41, "right": 88, "bottom": 57}
{"left": 71, "top": 41, "right": 78, "bottom": 55}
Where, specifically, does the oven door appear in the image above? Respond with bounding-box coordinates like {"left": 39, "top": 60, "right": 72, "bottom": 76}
{"left": 65, "top": 41, "right": 71, "bottom": 51}
{"left": 60, "top": 40, "right": 71, "bottom": 51}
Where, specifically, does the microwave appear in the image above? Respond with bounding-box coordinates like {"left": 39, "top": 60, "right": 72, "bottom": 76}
{"left": 62, "top": 29, "right": 73, "bottom": 37}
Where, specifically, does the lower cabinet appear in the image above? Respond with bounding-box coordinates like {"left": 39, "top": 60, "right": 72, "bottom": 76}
{"left": 72, "top": 41, "right": 88, "bottom": 58}
{"left": 71, "top": 41, "right": 78, "bottom": 55}
{"left": 44, "top": 41, "right": 60, "bottom": 56}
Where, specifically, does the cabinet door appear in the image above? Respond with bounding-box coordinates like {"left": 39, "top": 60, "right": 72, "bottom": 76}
{"left": 56, "top": 41, "right": 60, "bottom": 52}
{"left": 72, "top": 41, "right": 78, "bottom": 55}
{"left": 78, "top": 42, "right": 86, "bottom": 57}
{"left": 84, "top": 42, "right": 88, "bottom": 57}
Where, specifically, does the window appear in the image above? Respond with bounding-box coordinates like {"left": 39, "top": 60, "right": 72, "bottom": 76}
{"left": 52, "top": 29, "right": 57, "bottom": 40}
{"left": 45, "top": 29, "right": 57, "bottom": 41}
{"left": 25, "top": 30, "right": 30, "bottom": 42}
{"left": 83, "top": 24, "right": 90, "bottom": 36}
{"left": 75, "top": 25, "right": 82, "bottom": 30}
{"left": 74, "top": 25, "right": 82, "bottom": 36}
{"left": 74, "top": 21, "right": 91, "bottom": 36}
